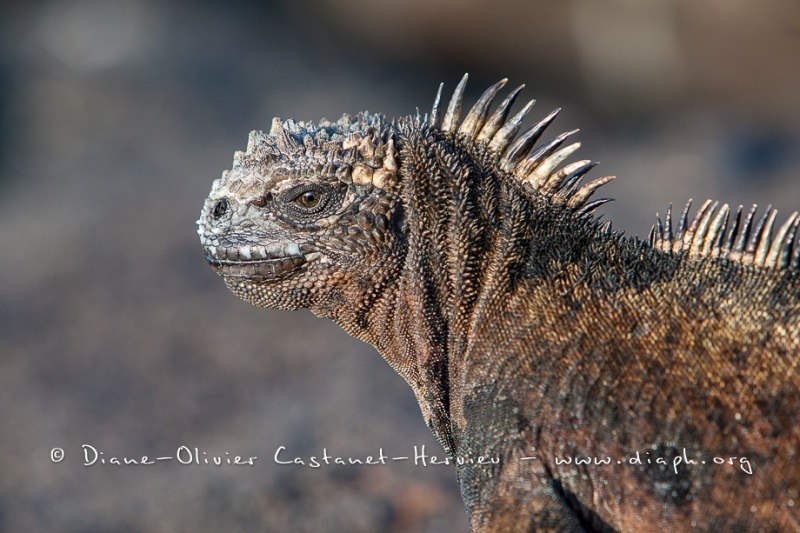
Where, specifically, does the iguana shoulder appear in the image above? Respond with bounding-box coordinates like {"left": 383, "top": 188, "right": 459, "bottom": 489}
{"left": 198, "top": 75, "right": 800, "bottom": 532}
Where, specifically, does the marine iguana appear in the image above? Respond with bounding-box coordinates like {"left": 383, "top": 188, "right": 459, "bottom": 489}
{"left": 197, "top": 75, "right": 800, "bottom": 531}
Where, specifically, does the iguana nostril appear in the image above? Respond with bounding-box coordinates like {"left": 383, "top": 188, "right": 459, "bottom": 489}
{"left": 212, "top": 198, "right": 228, "bottom": 219}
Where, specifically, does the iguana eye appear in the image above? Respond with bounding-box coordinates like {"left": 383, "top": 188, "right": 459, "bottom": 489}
{"left": 297, "top": 190, "right": 322, "bottom": 209}
{"left": 278, "top": 183, "right": 340, "bottom": 224}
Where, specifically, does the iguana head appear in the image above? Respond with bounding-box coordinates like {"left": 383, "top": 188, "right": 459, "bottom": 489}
{"left": 197, "top": 112, "right": 405, "bottom": 313}
{"left": 198, "top": 75, "right": 618, "bottom": 320}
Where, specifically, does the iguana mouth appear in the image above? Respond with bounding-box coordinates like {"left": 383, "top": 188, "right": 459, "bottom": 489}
{"left": 203, "top": 242, "right": 306, "bottom": 279}
{"left": 205, "top": 254, "right": 306, "bottom": 278}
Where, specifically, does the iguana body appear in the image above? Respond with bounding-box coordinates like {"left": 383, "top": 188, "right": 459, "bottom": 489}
{"left": 198, "top": 76, "right": 800, "bottom": 531}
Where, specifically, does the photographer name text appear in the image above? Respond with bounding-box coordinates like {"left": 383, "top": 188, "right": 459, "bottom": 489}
{"left": 48, "top": 444, "right": 752, "bottom": 474}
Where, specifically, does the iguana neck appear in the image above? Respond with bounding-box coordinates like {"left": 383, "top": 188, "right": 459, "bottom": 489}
{"left": 325, "top": 130, "right": 675, "bottom": 455}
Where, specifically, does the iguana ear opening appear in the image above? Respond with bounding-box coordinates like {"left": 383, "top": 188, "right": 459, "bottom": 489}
{"left": 391, "top": 202, "right": 407, "bottom": 238}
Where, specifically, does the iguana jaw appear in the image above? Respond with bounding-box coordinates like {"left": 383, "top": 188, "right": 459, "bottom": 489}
{"left": 200, "top": 231, "right": 310, "bottom": 280}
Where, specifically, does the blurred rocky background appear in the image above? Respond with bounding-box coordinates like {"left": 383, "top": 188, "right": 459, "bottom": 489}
{"left": 1, "top": 0, "right": 798, "bottom": 531}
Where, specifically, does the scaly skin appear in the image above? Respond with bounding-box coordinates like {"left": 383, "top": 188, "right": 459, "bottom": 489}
{"left": 198, "top": 76, "right": 800, "bottom": 531}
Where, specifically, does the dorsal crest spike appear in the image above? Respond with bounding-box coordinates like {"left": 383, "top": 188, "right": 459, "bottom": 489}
{"left": 576, "top": 197, "right": 614, "bottom": 216}
{"left": 442, "top": 74, "right": 469, "bottom": 132}
{"left": 499, "top": 119, "right": 562, "bottom": 171}
{"left": 706, "top": 203, "right": 730, "bottom": 255}
{"left": 550, "top": 160, "right": 596, "bottom": 195}
{"left": 722, "top": 206, "right": 743, "bottom": 252}
{"left": 458, "top": 78, "right": 508, "bottom": 139}
{"left": 688, "top": 200, "right": 719, "bottom": 253}
{"left": 654, "top": 214, "right": 664, "bottom": 243}
{"left": 735, "top": 205, "right": 758, "bottom": 254}
{"left": 566, "top": 175, "right": 615, "bottom": 209}
{"left": 664, "top": 204, "right": 674, "bottom": 242}
{"left": 537, "top": 143, "right": 583, "bottom": 193}
{"left": 684, "top": 199, "right": 715, "bottom": 249}
{"left": 477, "top": 84, "right": 524, "bottom": 143}
{"left": 754, "top": 208, "right": 778, "bottom": 266}
{"left": 747, "top": 206, "right": 773, "bottom": 255}
{"left": 521, "top": 130, "right": 580, "bottom": 186}
{"left": 793, "top": 234, "right": 800, "bottom": 269}
{"left": 783, "top": 214, "right": 800, "bottom": 268}
{"left": 767, "top": 212, "right": 799, "bottom": 268}
{"left": 677, "top": 199, "right": 693, "bottom": 240}
{"left": 487, "top": 99, "right": 536, "bottom": 153}
{"left": 429, "top": 82, "right": 444, "bottom": 128}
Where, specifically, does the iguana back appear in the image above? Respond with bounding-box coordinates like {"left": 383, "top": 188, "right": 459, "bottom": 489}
{"left": 198, "top": 75, "right": 799, "bottom": 531}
